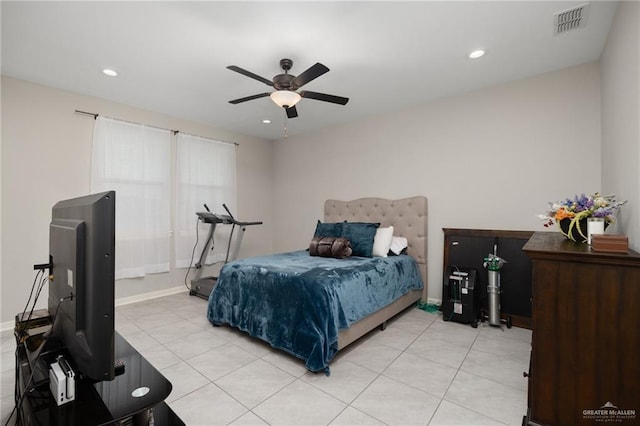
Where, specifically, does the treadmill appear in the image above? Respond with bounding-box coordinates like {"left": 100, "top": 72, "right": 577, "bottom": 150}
{"left": 189, "top": 204, "right": 262, "bottom": 299}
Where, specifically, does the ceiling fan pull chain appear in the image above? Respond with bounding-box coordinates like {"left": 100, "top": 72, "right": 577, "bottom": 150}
{"left": 283, "top": 114, "right": 288, "bottom": 139}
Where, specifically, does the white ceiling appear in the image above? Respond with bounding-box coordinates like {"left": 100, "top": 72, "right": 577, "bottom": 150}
{"left": 1, "top": 1, "right": 618, "bottom": 141}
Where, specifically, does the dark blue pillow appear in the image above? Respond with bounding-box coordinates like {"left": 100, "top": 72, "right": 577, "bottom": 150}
{"left": 313, "top": 220, "right": 343, "bottom": 238}
{"left": 342, "top": 222, "right": 380, "bottom": 257}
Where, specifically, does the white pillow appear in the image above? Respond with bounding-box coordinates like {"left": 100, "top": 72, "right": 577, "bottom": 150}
{"left": 389, "top": 236, "right": 408, "bottom": 255}
{"left": 372, "top": 226, "right": 394, "bottom": 257}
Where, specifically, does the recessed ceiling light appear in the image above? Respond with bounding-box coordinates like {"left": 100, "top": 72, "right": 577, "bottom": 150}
{"left": 262, "top": 119, "right": 271, "bottom": 124}
{"left": 468, "top": 49, "right": 486, "bottom": 59}
{"left": 102, "top": 69, "right": 118, "bottom": 77}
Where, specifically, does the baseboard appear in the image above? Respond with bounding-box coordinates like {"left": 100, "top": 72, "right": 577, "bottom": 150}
{"left": 1, "top": 286, "right": 188, "bottom": 332}
{"left": 1, "top": 320, "right": 15, "bottom": 332}
{"left": 115, "top": 285, "right": 187, "bottom": 307}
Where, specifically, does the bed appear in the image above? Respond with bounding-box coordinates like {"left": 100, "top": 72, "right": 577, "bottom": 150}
{"left": 207, "top": 196, "right": 428, "bottom": 373}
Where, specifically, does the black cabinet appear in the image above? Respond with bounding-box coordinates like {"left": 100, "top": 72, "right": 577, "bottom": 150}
{"left": 442, "top": 228, "right": 534, "bottom": 328}
{"left": 15, "top": 331, "right": 184, "bottom": 425}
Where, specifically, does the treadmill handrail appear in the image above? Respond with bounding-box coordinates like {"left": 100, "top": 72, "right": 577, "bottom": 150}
{"left": 231, "top": 220, "right": 263, "bottom": 226}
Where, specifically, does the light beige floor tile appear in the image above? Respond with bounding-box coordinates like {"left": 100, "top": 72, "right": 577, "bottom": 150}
{"left": 145, "top": 319, "right": 203, "bottom": 344}
{"left": 133, "top": 312, "right": 186, "bottom": 331}
{"left": 1, "top": 351, "right": 14, "bottom": 373}
{"left": 444, "top": 370, "right": 527, "bottom": 426}
{"left": 207, "top": 324, "right": 245, "bottom": 342}
{"left": 1, "top": 370, "right": 15, "bottom": 399}
{"left": 173, "top": 302, "right": 210, "bottom": 321}
{"left": 423, "top": 321, "right": 480, "bottom": 349}
{"left": 160, "top": 361, "right": 210, "bottom": 403}
{"left": 352, "top": 375, "right": 440, "bottom": 426}
{"left": 115, "top": 319, "right": 142, "bottom": 338}
{"left": 329, "top": 406, "right": 386, "bottom": 425}
{"left": 429, "top": 400, "right": 506, "bottom": 425}
{"left": 478, "top": 323, "right": 532, "bottom": 342}
{"left": 261, "top": 348, "right": 309, "bottom": 377}
{"left": 169, "top": 383, "right": 248, "bottom": 425}
{"left": 152, "top": 292, "right": 196, "bottom": 310}
{"left": 187, "top": 342, "right": 257, "bottom": 381}
{"left": 215, "top": 359, "right": 296, "bottom": 408}
{"left": 116, "top": 300, "right": 168, "bottom": 318}
{"left": 228, "top": 411, "right": 270, "bottom": 425}
{"left": 386, "top": 308, "right": 436, "bottom": 335}
{"left": 163, "top": 329, "right": 229, "bottom": 360}
{"left": 366, "top": 326, "right": 419, "bottom": 351}
{"left": 189, "top": 312, "right": 217, "bottom": 328}
{"left": 121, "top": 330, "right": 161, "bottom": 352}
{"left": 301, "top": 359, "right": 378, "bottom": 404}
{"left": 336, "top": 337, "right": 402, "bottom": 373}
{"left": 138, "top": 343, "right": 182, "bottom": 370}
{"left": 231, "top": 334, "right": 272, "bottom": 358}
{"left": 405, "top": 333, "right": 471, "bottom": 369}
{"left": 1, "top": 331, "right": 16, "bottom": 353}
{"left": 460, "top": 349, "right": 528, "bottom": 392}
{"left": 471, "top": 329, "right": 531, "bottom": 360}
{"left": 122, "top": 292, "right": 531, "bottom": 426}
{"left": 253, "top": 379, "right": 346, "bottom": 426}
{"left": 384, "top": 352, "right": 458, "bottom": 398}
{"left": 1, "top": 395, "right": 16, "bottom": 426}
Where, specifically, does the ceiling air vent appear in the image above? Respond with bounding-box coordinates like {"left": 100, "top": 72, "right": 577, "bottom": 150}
{"left": 554, "top": 3, "right": 590, "bottom": 34}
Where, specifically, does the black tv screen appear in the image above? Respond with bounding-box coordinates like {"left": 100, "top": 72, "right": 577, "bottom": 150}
{"left": 48, "top": 191, "right": 115, "bottom": 382}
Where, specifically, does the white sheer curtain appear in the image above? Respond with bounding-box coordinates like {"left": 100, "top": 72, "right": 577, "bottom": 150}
{"left": 175, "top": 133, "right": 236, "bottom": 268}
{"left": 91, "top": 116, "right": 172, "bottom": 279}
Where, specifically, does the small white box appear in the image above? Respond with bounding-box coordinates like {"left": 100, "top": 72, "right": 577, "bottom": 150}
{"left": 49, "top": 357, "right": 75, "bottom": 406}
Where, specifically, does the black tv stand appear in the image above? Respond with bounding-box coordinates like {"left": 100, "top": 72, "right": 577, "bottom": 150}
{"left": 14, "top": 330, "right": 184, "bottom": 425}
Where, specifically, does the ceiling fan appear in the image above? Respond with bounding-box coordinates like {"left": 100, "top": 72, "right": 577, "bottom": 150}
{"left": 227, "top": 58, "right": 349, "bottom": 119}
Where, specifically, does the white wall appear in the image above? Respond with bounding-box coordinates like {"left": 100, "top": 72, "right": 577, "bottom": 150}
{"left": 601, "top": 1, "right": 640, "bottom": 251}
{"left": 0, "top": 76, "right": 274, "bottom": 324}
{"left": 272, "top": 63, "right": 602, "bottom": 302}
{"left": 2, "top": 56, "right": 619, "bottom": 322}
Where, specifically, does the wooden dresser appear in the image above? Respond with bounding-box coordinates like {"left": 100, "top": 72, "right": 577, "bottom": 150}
{"left": 522, "top": 232, "right": 640, "bottom": 425}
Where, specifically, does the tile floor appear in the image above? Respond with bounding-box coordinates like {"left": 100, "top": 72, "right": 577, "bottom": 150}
{"left": 1, "top": 292, "right": 531, "bottom": 425}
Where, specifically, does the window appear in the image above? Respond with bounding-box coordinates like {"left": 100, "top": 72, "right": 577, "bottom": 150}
{"left": 175, "top": 133, "right": 237, "bottom": 268}
{"left": 91, "top": 116, "right": 172, "bottom": 279}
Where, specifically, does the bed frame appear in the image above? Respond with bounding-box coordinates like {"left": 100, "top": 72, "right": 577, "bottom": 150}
{"left": 324, "top": 196, "right": 428, "bottom": 349}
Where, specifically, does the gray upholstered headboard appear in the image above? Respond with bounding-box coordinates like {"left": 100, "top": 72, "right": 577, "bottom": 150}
{"left": 324, "top": 196, "right": 428, "bottom": 296}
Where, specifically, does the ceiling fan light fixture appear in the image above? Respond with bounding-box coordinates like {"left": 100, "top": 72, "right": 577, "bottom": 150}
{"left": 270, "top": 90, "right": 301, "bottom": 108}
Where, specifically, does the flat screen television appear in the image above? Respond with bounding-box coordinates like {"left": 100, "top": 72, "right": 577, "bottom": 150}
{"left": 48, "top": 191, "right": 115, "bottom": 382}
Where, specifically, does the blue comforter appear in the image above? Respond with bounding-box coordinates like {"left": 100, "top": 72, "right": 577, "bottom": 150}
{"left": 207, "top": 250, "right": 423, "bottom": 373}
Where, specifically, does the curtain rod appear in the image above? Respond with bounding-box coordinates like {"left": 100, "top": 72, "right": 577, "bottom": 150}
{"left": 74, "top": 109, "right": 239, "bottom": 146}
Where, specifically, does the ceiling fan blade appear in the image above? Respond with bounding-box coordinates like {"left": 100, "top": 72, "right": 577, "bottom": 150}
{"left": 300, "top": 91, "right": 349, "bottom": 105}
{"left": 286, "top": 105, "right": 298, "bottom": 119}
{"left": 291, "top": 63, "right": 329, "bottom": 89}
{"left": 227, "top": 65, "right": 273, "bottom": 86}
{"left": 228, "top": 92, "right": 271, "bottom": 104}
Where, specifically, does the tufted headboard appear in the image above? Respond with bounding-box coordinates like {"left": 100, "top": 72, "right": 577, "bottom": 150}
{"left": 324, "top": 196, "right": 428, "bottom": 295}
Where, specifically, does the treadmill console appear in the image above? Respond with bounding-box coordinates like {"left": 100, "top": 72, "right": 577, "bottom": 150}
{"left": 196, "top": 212, "right": 231, "bottom": 224}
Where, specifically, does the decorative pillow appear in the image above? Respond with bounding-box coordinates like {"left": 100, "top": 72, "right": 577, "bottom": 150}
{"left": 309, "top": 237, "right": 352, "bottom": 258}
{"left": 389, "top": 236, "right": 408, "bottom": 256}
{"left": 341, "top": 222, "right": 380, "bottom": 257}
{"left": 372, "top": 226, "right": 394, "bottom": 257}
{"left": 313, "top": 220, "right": 343, "bottom": 238}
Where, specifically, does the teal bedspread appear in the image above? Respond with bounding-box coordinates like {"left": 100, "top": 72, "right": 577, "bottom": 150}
{"left": 206, "top": 250, "right": 423, "bottom": 373}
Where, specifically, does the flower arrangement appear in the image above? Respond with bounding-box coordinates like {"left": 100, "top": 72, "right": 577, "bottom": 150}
{"left": 539, "top": 193, "right": 627, "bottom": 227}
